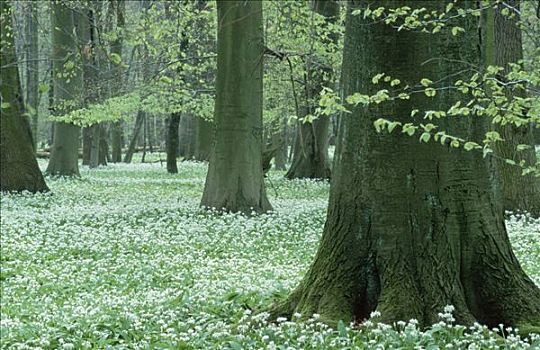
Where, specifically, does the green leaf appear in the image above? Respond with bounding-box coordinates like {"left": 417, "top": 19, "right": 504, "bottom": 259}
{"left": 38, "top": 83, "right": 50, "bottom": 93}
{"left": 419, "top": 132, "right": 431, "bottom": 143}
{"left": 1, "top": 102, "right": 10, "bottom": 109}
{"left": 420, "top": 78, "right": 432, "bottom": 87}
{"left": 424, "top": 88, "right": 436, "bottom": 97}
{"left": 463, "top": 141, "right": 480, "bottom": 151}
{"left": 110, "top": 53, "right": 122, "bottom": 65}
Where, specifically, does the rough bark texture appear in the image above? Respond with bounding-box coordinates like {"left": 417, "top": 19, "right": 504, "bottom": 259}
{"left": 491, "top": 0, "right": 540, "bottom": 216}
{"left": 46, "top": 3, "right": 82, "bottom": 177}
{"left": 285, "top": 0, "right": 339, "bottom": 180}
{"left": 166, "top": 112, "right": 181, "bottom": 173}
{"left": 272, "top": 0, "right": 540, "bottom": 330}
{"left": 201, "top": 0, "right": 272, "bottom": 214}
{"left": 0, "top": 1, "right": 48, "bottom": 193}
{"left": 195, "top": 118, "right": 213, "bottom": 161}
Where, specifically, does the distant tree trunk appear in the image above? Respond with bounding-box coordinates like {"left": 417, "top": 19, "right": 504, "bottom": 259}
{"left": 89, "top": 125, "right": 100, "bottom": 168}
{"left": 1, "top": 1, "right": 48, "bottom": 193}
{"left": 111, "top": 121, "right": 123, "bottom": 162}
{"left": 195, "top": 118, "right": 213, "bottom": 161}
{"left": 178, "top": 113, "right": 196, "bottom": 159}
{"left": 110, "top": 0, "right": 125, "bottom": 162}
{"left": 25, "top": 1, "right": 38, "bottom": 151}
{"left": 285, "top": 0, "right": 339, "bottom": 180}
{"left": 166, "top": 112, "right": 181, "bottom": 173}
{"left": 98, "top": 124, "right": 108, "bottom": 165}
{"left": 82, "top": 128, "right": 91, "bottom": 165}
{"left": 201, "top": 1, "right": 272, "bottom": 214}
{"left": 272, "top": 0, "right": 540, "bottom": 330}
{"left": 123, "top": 110, "right": 144, "bottom": 163}
{"left": 142, "top": 113, "right": 148, "bottom": 163}
{"left": 272, "top": 118, "right": 288, "bottom": 170}
{"left": 489, "top": 0, "right": 540, "bottom": 215}
{"left": 46, "top": 2, "right": 83, "bottom": 177}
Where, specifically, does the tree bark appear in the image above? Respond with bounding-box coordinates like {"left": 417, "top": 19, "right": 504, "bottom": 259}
{"left": 1, "top": 1, "right": 48, "bottom": 193}
{"left": 110, "top": 0, "right": 125, "bottom": 163}
{"left": 178, "top": 113, "right": 196, "bottom": 159}
{"left": 201, "top": 0, "right": 272, "bottom": 214}
{"left": 195, "top": 118, "right": 213, "bottom": 161}
{"left": 46, "top": 2, "right": 83, "bottom": 177}
{"left": 272, "top": 0, "right": 540, "bottom": 330}
{"left": 166, "top": 112, "right": 181, "bottom": 173}
{"left": 25, "top": 1, "right": 38, "bottom": 151}
{"left": 285, "top": 0, "right": 339, "bottom": 180}
{"left": 123, "top": 110, "right": 145, "bottom": 163}
{"left": 490, "top": 0, "right": 540, "bottom": 216}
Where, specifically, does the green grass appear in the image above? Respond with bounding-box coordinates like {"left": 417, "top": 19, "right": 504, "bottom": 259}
{"left": 1, "top": 160, "right": 539, "bottom": 349}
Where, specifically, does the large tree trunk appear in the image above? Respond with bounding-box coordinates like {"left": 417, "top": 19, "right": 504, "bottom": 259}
{"left": 195, "top": 118, "right": 213, "bottom": 161}
{"left": 285, "top": 0, "right": 339, "bottom": 180}
{"left": 272, "top": 0, "right": 540, "bottom": 330}
{"left": 0, "top": 1, "right": 48, "bottom": 193}
{"left": 201, "top": 1, "right": 271, "bottom": 214}
{"left": 166, "top": 112, "right": 181, "bottom": 173}
{"left": 25, "top": 1, "right": 38, "bottom": 151}
{"left": 489, "top": 0, "right": 540, "bottom": 216}
{"left": 46, "top": 3, "right": 83, "bottom": 177}
{"left": 123, "top": 110, "right": 144, "bottom": 163}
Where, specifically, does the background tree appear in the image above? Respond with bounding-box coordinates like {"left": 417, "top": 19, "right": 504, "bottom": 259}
{"left": 285, "top": 0, "right": 340, "bottom": 180}
{"left": 200, "top": 0, "right": 272, "bottom": 214}
{"left": 46, "top": 2, "right": 83, "bottom": 177}
{"left": 272, "top": 0, "right": 540, "bottom": 330}
{"left": 1, "top": 1, "right": 48, "bottom": 193}
{"left": 487, "top": 0, "right": 540, "bottom": 215}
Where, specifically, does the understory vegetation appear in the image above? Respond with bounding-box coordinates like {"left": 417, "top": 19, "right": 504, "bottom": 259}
{"left": 1, "top": 160, "right": 539, "bottom": 349}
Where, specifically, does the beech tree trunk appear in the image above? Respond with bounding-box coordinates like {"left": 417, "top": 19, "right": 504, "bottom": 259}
{"left": 201, "top": 0, "right": 271, "bottom": 214}
{"left": 272, "top": 0, "right": 540, "bottom": 330}
{"left": 195, "top": 118, "right": 213, "bottom": 161}
{"left": 46, "top": 2, "right": 83, "bottom": 177}
{"left": 25, "top": 1, "right": 38, "bottom": 151}
{"left": 110, "top": 0, "right": 125, "bottom": 163}
{"left": 123, "top": 110, "right": 144, "bottom": 163}
{"left": 166, "top": 112, "right": 181, "bottom": 173}
{"left": 285, "top": 0, "right": 339, "bottom": 180}
{"left": 178, "top": 113, "right": 196, "bottom": 159}
{"left": 490, "top": 0, "right": 540, "bottom": 216}
{"left": 1, "top": 1, "right": 48, "bottom": 193}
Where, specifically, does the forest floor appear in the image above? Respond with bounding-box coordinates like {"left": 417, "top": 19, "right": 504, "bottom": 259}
{"left": 1, "top": 157, "right": 539, "bottom": 349}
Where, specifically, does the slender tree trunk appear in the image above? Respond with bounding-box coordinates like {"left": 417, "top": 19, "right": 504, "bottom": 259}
{"left": 82, "top": 128, "right": 91, "bottom": 165}
{"left": 141, "top": 113, "right": 147, "bottom": 163}
{"left": 123, "top": 110, "right": 144, "bottom": 163}
{"left": 166, "top": 113, "right": 181, "bottom": 173}
{"left": 201, "top": 1, "right": 272, "bottom": 214}
{"left": 98, "top": 124, "right": 108, "bottom": 165}
{"left": 285, "top": 0, "right": 339, "bottom": 180}
{"left": 111, "top": 121, "right": 123, "bottom": 162}
{"left": 1, "top": 1, "right": 48, "bottom": 193}
{"left": 110, "top": 0, "right": 125, "bottom": 162}
{"left": 46, "top": 3, "right": 83, "bottom": 177}
{"left": 272, "top": 0, "right": 540, "bottom": 330}
{"left": 88, "top": 125, "right": 100, "bottom": 168}
{"left": 195, "top": 118, "right": 213, "bottom": 161}
{"left": 489, "top": 0, "right": 540, "bottom": 216}
{"left": 25, "top": 1, "right": 38, "bottom": 151}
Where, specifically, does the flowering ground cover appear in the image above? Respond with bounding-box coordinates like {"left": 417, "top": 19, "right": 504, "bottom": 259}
{"left": 1, "top": 161, "right": 539, "bottom": 349}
